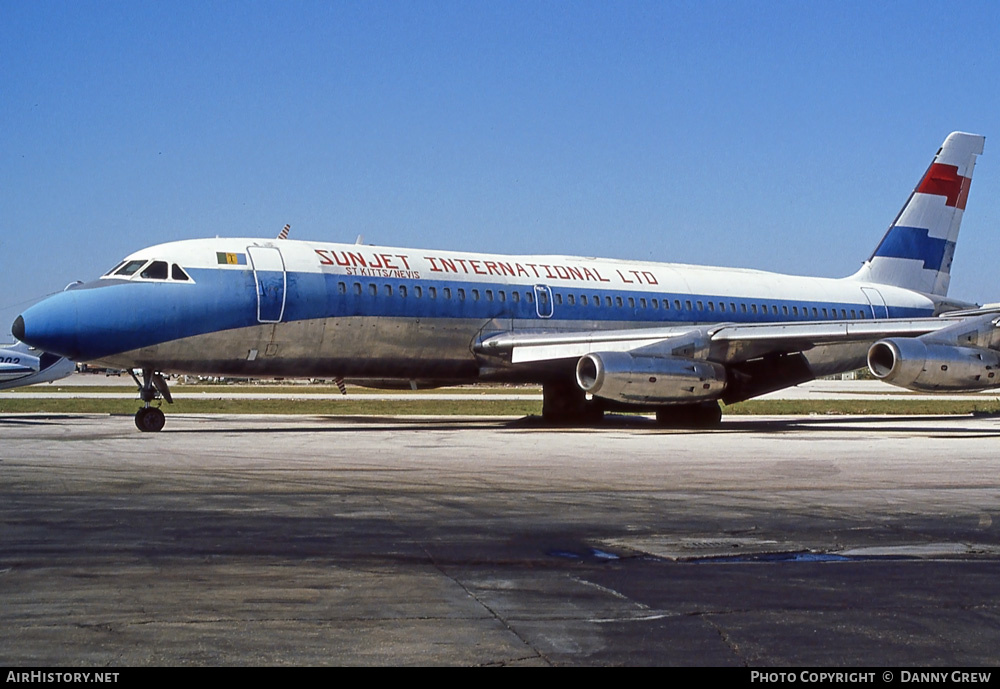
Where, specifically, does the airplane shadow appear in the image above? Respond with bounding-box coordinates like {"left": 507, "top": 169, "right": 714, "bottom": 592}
{"left": 145, "top": 412, "right": 1000, "bottom": 437}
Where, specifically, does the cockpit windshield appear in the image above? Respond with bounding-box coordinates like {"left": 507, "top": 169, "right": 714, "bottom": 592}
{"left": 140, "top": 261, "right": 168, "bottom": 280}
{"left": 103, "top": 259, "right": 193, "bottom": 283}
{"left": 103, "top": 261, "right": 127, "bottom": 277}
{"left": 115, "top": 260, "right": 147, "bottom": 277}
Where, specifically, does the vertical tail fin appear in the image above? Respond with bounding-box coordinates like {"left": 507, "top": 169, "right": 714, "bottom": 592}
{"left": 852, "top": 131, "right": 985, "bottom": 296}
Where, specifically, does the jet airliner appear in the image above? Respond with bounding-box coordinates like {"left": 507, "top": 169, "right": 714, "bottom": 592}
{"left": 13, "top": 132, "right": 999, "bottom": 431}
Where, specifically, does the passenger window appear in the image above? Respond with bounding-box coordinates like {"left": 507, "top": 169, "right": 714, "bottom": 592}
{"left": 414, "top": 286, "right": 422, "bottom": 298}
{"left": 606, "top": 296, "right": 613, "bottom": 307}
{"left": 616, "top": 296, "right": 623, "bottom": 308}
{"left": 499, "top": 291, "right": 506, "bottom": 302}
{"left": 686, "top": 300, "right": 693, "bottom": 311}
{"left": 696, "top": 301, "right": 703, "bottom": 311}
{"left": 782, "top": 306, "right": 789, "bottom": 316}
{"left": 639, "top": 298, "right": 646, "bottom": 308}
{"left": 512, "top": 291, "right": 519, "bottom": 302}
{"left": 171, "top": 264, "right": 190, "bottom": 281}
{"left": 568, "top": 294, "right": 575, "bottom": 306}
{"left": 486, "top": 290, "right": 493, "bottom": 302}
{"left": 429, "top": 287, "right": 437, "bottom": 299}
{"left": 444, "top": 288, "right": 452, "bottom": 299}
{"left": 369, "top": 284, "right": 377, "bottom": 296}
{"left": 399, "top": 286, "right": 407, "bottom": 298}
{"left": 555, "top": 294, "right": 562, "bottom": 305}
{"left": 458, "top": 289, "right": 465, "bottom": 301}
{"left": 628, "top": 297, "right": 635, "bottom": 308}
{"left": 338, "top": 282, "right": 346, "bottom": 295}
{"left": 354, "top": 283, "right": 362, "bottom": 295}
{"left": 651, "top": 298, "right": 657, "bottom": 309}
{"left": 526, "top": 292, "right": 534, "bottom": 303}
{"left": 741, "top": 303, "right": 747, "bottom": 313}
{"left": 708, "top": 302, "right": 715, "bottom": 312}
{"left": 141, "top": 261, "right": 168, "bottom": 280}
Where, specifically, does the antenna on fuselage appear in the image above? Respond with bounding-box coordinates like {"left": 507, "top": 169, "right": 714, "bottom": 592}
{"left": 277, "top": 224, "right": 291, "bottom": 240}
{"left": 355, "top": 234, "right": 364, "bottom": 245}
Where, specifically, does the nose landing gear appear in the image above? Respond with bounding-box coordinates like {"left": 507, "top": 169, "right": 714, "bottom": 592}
{"left": 129, "top": 368, "right": 173, "bottom": 432}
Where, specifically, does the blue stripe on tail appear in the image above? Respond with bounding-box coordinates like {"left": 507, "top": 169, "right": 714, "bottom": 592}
{"left": 873, "top": 226, "right": 955, "bottom": 271}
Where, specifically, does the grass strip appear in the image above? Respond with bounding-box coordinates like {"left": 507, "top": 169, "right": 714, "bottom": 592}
{"left": 8, "top": 385, "right": 542, "bottom": 395}
{"left": 2, "top": 397, "right": 999, "bottom": 416}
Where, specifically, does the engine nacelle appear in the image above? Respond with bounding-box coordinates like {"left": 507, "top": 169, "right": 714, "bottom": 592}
{"left": 576, "top": 351, "right": 726, "bottom": 403}
{"left": 867, "top": 338, "right": 1000, "bottom": 392}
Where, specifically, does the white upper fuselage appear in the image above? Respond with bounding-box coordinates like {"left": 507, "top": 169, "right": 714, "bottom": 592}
{"left": 112, "top": 236, "right": 940, "bottom": 320}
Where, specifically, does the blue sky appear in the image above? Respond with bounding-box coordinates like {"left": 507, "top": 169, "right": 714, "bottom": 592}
{"left": 3, "top": 0, "right": 1000, "bottom": 336}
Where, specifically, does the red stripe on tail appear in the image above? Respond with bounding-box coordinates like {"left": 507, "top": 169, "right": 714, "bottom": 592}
{"left": 917, "top": 163, "right": 972, "bottom": 209}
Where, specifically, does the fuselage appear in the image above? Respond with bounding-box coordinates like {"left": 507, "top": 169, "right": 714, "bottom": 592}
{"left": 15, "top": 237, "right": 945, "bottom": 383}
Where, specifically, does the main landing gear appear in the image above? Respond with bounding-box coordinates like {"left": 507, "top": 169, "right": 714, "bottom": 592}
{"left": 129, "top": 368, "right": 173, "bottom": 432}
{"left": 542, "top": 379, "right": 605, "bottom": 425}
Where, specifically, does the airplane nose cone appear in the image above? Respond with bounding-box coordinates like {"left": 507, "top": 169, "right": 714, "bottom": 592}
{"left": 15, "top": 293, "right": 82, "bottom": 360}
{"left": 11, "top": 315, "right": 25, "bottom": 341}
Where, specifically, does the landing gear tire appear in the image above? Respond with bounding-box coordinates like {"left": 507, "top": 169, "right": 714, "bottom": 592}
{"left": 655, "top": 402, "right": 722, "bottom": 428}
{"left": 135, "top": 407, "right": 166, "bottom": 432}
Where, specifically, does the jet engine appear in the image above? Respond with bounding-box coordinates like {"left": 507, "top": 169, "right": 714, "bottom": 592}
{"left": 576, "top": 351, "right": 726, "bottom": 403}
{"left": 867, "top": 338, "right": 1000, "bottom": 392}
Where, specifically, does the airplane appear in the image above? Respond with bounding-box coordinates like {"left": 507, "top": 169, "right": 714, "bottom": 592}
{"left": 0, "top": 340, "right": 76, "bottom": 390}
{"left": 11, "top": 131, "right": 996, "bottom": 432}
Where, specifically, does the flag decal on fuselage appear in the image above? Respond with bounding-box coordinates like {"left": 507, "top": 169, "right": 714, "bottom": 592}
{"left": 216, "top": 252, "right": 247, "bottom": 266}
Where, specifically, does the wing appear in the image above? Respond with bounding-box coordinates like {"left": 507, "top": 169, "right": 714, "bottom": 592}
{"left": 475, "top": 311, "right": 1000, "bottom": 404}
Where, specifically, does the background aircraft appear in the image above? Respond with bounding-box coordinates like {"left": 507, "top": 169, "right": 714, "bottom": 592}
{"left": 0, "top": 340, "right": 75, "bottom": 391}
{"left": 12, "top": 132, "right": 995, "bottom": 431}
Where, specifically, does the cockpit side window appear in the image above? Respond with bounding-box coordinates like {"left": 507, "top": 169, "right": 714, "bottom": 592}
{"left": 171, "top": 264, "right": 190, "bottom": 281}
{"left": 140, "top": 261, "right": 169, "bottom": 280}
{"left": 115, "top": 260, "right": 147, "bottom": 276}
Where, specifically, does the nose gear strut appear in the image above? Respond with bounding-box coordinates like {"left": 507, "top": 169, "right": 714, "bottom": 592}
{"left": 129, "top": 367, "right": 173, "bottom": 432}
